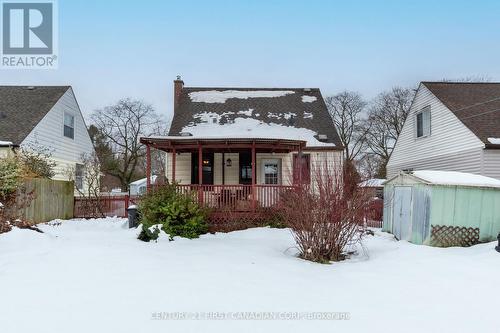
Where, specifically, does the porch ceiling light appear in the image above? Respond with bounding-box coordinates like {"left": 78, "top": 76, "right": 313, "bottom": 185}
{"left": 226, "top": 158, "right": 232, "bottom": 167}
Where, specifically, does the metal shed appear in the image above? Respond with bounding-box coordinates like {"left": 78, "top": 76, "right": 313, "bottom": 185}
{"left": 383, "top": 170, "right": 500, "bottom": 246}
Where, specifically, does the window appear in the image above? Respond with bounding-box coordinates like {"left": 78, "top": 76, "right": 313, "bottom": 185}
{"left": 262, "top": 159, "right": 280, "bottom": 185}
{"left": 64, "top": 113, "right": 75, "bottom": 139}
{"left": 416, "top": 107, "right": 431, "bottom": 138}
{"left": 75, "top": 164, "right": 84, "bottom": 190}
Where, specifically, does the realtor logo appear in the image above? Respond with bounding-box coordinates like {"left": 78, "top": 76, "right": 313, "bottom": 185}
{"left": 1, "top": 0, "right": 58, "bottom": 68}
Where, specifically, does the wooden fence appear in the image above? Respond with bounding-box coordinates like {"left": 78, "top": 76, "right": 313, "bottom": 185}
{"left": 21, "top": 178, "right": 74, "bottom": 223}
{"left": 74, "top": 195, "right": 141, "bottom": 218}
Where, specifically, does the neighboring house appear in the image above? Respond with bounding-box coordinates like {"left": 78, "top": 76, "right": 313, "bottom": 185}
{"left": 129, "top": 176, "right": 157, "bottom": 196}
{"left": 140, "top": 78, "right": 344, "bottom": 217}
{"left": 359, "top": 178, "right": 385, "bottom": 199}
{"left": 387, "top": 82, "right": 500, "bottom": 180}
{"left": 0, "top": 86, "right": 95, "bottom": 192}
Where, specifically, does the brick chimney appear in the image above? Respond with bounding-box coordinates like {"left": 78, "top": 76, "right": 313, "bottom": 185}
{"left": 174, "top": 75, "right": 184, "bottom": 112}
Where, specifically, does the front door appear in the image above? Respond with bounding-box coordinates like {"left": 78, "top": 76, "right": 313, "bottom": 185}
{"left": 392, "top": 186, "right": 412, "bottom": 241}
{"left": 191, "top": 152, "right": 214, "bottom": 185}
{"left": 239, "top": 152, "right": 253, "bottom": 185}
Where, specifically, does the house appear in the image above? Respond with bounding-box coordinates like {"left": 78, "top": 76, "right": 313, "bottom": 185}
{"left": 0, "top": 86, "right": 95, "bottom": 192}
{"left": 359, "top": 178, "right": 385, "bottom": 199}
{"left": 387, "top": 82, "right": 500, "bottom": 180}
{"left": 383, "top": 170, "right": 500, "bottom": 246}
{"left": 140, "top": 78, "right": 344, "bottom": 220}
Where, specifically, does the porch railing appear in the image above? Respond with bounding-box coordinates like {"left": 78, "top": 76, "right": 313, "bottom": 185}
{"left": 172, "top": 184, "right": 296, "bottom": 211}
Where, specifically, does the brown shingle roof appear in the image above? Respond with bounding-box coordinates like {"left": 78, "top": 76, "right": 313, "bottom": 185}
{"left": 0, "top": 86, "right": 70, "bottom": 145}
{"left": 423, "top": 82, "right": 500, "bottom": 146}
{"left": 169, "top": 86, "right": 342, "bottom": 148}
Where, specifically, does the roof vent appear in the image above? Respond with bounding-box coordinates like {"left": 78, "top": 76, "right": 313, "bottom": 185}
{"left": 179, "top": 132, "right": 193, "bottom": 137}
{"left": 317, "top": 134, "right": 328, "bottom": 141}
{"left": 26, "top": 86, "right": 35, "bottom": 90}
{"left": 303, "top": 88, "right": 312, "bottom": 93}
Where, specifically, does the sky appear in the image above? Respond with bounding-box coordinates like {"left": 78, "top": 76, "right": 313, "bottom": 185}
{"left": 2, "top": 0, "right": 500, "bottom": 123}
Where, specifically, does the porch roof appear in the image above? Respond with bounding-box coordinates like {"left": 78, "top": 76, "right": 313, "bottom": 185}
{"left": 140, "top": 136, "right": 310, "bottom": 152}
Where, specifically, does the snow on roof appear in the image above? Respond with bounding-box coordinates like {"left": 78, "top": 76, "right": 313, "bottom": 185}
{"left": 188, "top": 90, "right": 295, "bottom": 103}
{"left": 487, "top": 138, "right": 500, "bottom": 145}
{"left": 360, "top": 178, "right": 386, "bottom": 187}
{"left": 129, "top": 176, "right": 157, "bottom": 186}
{"left": 301, "top": 95, "right": 317, "bottom": 103}
{"left": 412, "top": 170, "right": 500, "bottom": 188}
{"left": 180, "top": 116, "right": 335, "bottom": 147}
{"left": 0, "top": 140, "right": 14, "bottom": 146}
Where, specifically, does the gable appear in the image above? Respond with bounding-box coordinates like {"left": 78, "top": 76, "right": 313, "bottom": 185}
{"left": 388, "top": 84, "right": 484, "bottom": 167}
{"left": 423, "top": 82, "right": 500, "bottom": 146}
{"left": 0, "top": 86, "right": 69, "bottom": 145}
{"left": 22, "top": 88, "right": 95, "bottom": 163}
{"left": 169, "top": 87, "right": 342, "bottom": 148}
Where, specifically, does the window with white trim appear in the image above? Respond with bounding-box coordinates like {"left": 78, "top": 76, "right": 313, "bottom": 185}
{"left": 416, "top": 106, "right": 431, "bottom": 138}
{"left": 64, "top": 113, "right": 75, "bottom": 139}
{"left": 262, "top": 159, "right": 280, "bottom": 185}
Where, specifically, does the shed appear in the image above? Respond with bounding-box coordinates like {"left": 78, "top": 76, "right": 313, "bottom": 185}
{"left": 129, "top": 176, "right": 157, "bottom": 195}
{"left": 383, "top": 170, "right": 500, "bottom": 246}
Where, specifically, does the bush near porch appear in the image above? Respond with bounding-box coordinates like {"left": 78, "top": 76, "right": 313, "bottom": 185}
{"left": 138, "top": 184, "right": 209, "bottom": 241}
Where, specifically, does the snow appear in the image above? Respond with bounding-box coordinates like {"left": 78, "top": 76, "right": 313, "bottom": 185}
{"left": 301, "top": 95, "right": 317, "bottom": 103}
{"left": 412, "top": 170, "right": 500, "bottom": 188}
{"left": 303, "top": 112, "right": 313, "bottom": 119}
{"left": 189, "top": 90, "right": 295, "bottom": 103}
{"left": 359, "top": 178, "right": 386, "bottom": 187}
{"left": 487, "top": 137, "right": 500, "bottom": 144}
{"left": 182, "top": 117, "right": 335, "bottom": 147}
{"left": 0, "top": 140, "right": 13, "bottom": 146}
{"left": 130, "top": 176, "right": 157, "bottom": 186}
{"left": 1, "top": 218, "right": 499, "bottom": 333}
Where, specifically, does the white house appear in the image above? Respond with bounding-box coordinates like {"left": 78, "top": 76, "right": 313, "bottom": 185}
{"left": 0, "top": 86, "right": 95, "bottom": 191}
{"left": 387, "top": 82, "right": 500, "bottom": 180}
{"left": 140, "top": 78, "right": 344, "bottom": 216}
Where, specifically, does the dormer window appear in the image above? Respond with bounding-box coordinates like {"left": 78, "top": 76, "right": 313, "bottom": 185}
{"left": 416, "top": 106, "right": 431, "bottom": 138}
{"left": 64, "top": 113, "right": 75, "bottom": 139}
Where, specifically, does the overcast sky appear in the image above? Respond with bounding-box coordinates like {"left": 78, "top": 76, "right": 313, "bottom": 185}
{"left": 2, "top": 0, "right": 500, "bottom": 122}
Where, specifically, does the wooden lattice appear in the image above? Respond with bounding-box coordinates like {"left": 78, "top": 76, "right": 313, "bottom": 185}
{"left": 431, "top": 225, "right": 480, "bottom": 247}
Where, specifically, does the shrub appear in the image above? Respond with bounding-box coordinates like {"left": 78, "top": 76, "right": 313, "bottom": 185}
{"left": 0, "top": 157, "right": 22, "bottom": 199}
{"left": 280, "top": 165, "right": 369, "bottom": 263}
{"left": 138, "top": 184, "right": 208, "bottom": 240}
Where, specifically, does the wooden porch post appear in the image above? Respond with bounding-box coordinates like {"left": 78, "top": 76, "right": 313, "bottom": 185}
{"left": 198, "top": 144, "right": 203, "bottom": 203}
{"left": 171, "top": 147, "right": 176, "bottom": 183}
{"left": 298, "top": 144, "right": 303, "bottom": 186}
{"left": 251, "top": 141, "right": 256, "bottom": 212}
{"left": 146, "top": 144, "right": 151, "bottom": 191}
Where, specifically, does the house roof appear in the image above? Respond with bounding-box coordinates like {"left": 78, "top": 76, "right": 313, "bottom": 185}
{"left": 168, "top": 86, "right": 342, "bottom": 148}
{"left": 422, "top": 82, "right": 500, "bottom": 147}
{"left": 0, "top": 86, "right": 70, "bottom": 145}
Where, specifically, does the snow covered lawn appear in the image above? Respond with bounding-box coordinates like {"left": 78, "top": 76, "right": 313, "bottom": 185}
{"left": 1, "top": 218, "right": 499, "bottom": 333}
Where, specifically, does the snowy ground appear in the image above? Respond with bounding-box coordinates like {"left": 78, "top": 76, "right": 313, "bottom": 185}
{"left": 1, "top": 218, "right": 499, "bottom": 333}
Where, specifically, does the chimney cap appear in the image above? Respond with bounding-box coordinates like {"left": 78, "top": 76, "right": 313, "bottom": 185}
{"left": 175, "top": 75, "right": 183, "bottom": 81}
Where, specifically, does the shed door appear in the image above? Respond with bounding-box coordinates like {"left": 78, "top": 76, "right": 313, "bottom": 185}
{"left": 393, "top": 186, "right": 412, "bottom": 241}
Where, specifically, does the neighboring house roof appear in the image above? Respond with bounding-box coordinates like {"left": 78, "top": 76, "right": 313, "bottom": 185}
{"left": 359, "top": 178, "right": 386, "bottom": 188}
{"left": 0, "top": 86, "right": 70, "bottom": 145}
{"left": 169, "top": 87, "right": 342, "bottom": 148}
{"left": 129, "top": 176, "right": 157, "bottom": 186}
{"left": 422, "top": 82, "right": 500, "bottom": 147}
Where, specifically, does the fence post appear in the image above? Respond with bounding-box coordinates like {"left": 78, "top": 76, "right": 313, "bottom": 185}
{"left": 124, "top": 194, "right": 130, "bottom": 218}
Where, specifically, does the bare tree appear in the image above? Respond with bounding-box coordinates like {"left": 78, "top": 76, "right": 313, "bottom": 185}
{"left": 67, "top": 152, "right": 105, "bottom": 218}
{"left": 325, "top": 91, "right": 368, "bottom": 161}
{"left": 91, "top": 98, "right": 164, "bottom": 190}
{"left": 363, "top": 87, "right": 415, "bottom": 176}
{"left": 441, "top": 75, "right": 492, "bottom": 83}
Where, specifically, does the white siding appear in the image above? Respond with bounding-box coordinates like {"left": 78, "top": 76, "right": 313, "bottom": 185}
{"left": 483, "top": 150, "right": 500, "bottom": 180}
{"left": 21, "top": 88, "right": 95, "bottom": 181}
{"left": 387, "top": 84, "right": 485, "bottom": 178}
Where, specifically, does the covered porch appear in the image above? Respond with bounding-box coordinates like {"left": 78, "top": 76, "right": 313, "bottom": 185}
{"left": 140, "top": 137, "right": 311, "bottom": 213}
